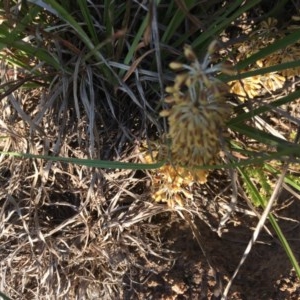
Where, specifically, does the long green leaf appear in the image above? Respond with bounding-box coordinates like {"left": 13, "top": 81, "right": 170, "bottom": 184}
{"left": 229, "top": 123, "right": 296, "bottom": 148}
{"left": 77, "top": 0, "right": 99, "bottom": 45}
{"left": 238, "top": 166, "right": 300, "bottom": 278}
{"left": 2, "top": 148, "right": 300, "bottom": 172}
{"left": 0, "top": 151, "right": 164, "bottom": 170}
{"left": 268, "top": 215, "right": 300, "bottom": 278}
{"left": 0, "top": 37, "right": 61, "bottom": 70}
{"left": 236, "top": 30, "right": 300, "bottom": 70}
{"left": 191, "top": 0, "right": 261, "bottom": 50}
{"left": 31, "top": 0, "right": 113, "bottom": 79}
{"left": 0, "top": 291, "right": 12, "bottom": 300}
{"left": 264, "top": 164, "right": 300, "bottom": 193}
{"left": 161, "top": 0, "right": 195, "bottom": 44}
{"left": 229, "top": 89, "right": 300, "bottom": 125}
{"left": 222, "top": 59, "right": 300, "bottom": 82}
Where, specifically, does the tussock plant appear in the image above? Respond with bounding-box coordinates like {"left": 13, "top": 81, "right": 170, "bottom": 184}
{"left": 1, "top": 1, "right": 300, "bottom": 299}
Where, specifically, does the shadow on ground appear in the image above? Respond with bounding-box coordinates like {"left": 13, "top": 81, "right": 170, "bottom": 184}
{"left": 122, "top": 196, "right": 300, "bottom": 300}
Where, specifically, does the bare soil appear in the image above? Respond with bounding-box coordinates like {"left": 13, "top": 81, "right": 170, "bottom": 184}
{"left": 121, "top": 192, "right": 300, "bottom": 300}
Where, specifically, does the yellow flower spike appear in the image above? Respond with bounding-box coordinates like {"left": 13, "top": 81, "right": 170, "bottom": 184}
{"left": 174, "top": 73, "right": 189, "bottom": 89}
{"left": 191, "top": 169, "right": 208, "bottom": 184}
{"left": 230, "top": 76, "right": 262, "bottom": 100}
{"left": 261, "top": 73, "right": 285, "bottom": 91}
{"left": 202, "top": 75, "right": 212, "bottom": 88}
{"left": 150, "top": 43, "right": 231, "bottom": 206}
{"left": 207, "top": 40, "right": 218, "bottom": 55}
{"left": 292, "top": 15, "right": 300, "bottom": 21}
{"left": 165, "top": 86, "right": 178, "bottom": 94}
{"left": 177, "top": 195, "right": 186, "bottom": 206}
{"left": 184, "top": 44, "right": 197, "bottom": 61}
{"left": 153, "top": 192, "right": 163, "bottom": 202}
{"left": 256, "top": 59, "right": 264, "bottom": 68}
{"left": 169, "top": 61, "right": 184, "bottom": 70}
{"left": 249, "top": 75, "right": 262, "bottom": 83}
{"left": 159, "top": 110, "right": 170, "bottom": 117}
{"left": 185, "top": 76, "right": 193, "bottom": 87}
{"left": 164, "top": 95, "right": 175, "bottom": 103}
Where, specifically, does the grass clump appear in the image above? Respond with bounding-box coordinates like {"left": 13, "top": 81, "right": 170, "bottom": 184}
{"left": 1, "top": 1, "right": 300, "bottom": 299}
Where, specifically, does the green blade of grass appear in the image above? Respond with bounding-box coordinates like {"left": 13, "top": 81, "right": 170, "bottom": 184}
{"left": 0, "top": 37, "right": 61, "bottom": 70}
{"left": 236, "top": 30, "right": 300, "bottom": 70}
{"left": 30, "top": 0, "right": 113, "bottom": 79}
{"left": 30, "top": 0, "right": 92, "bottom": 48}
{"left": 0, "top": 151, "right": 165, "bottom": 170}
{"left": 161, "top": 0, "right": 195, "bottom": 44}
{"left": 284, "top": 176, "right": 300, "bottom": 192}
{"left": 2, "top": 147, "right": 300, "bottom": 174}
{"left": 264, "top": 163, "right": 300, "bottom": 193}
{"left": 229, "top": 123, "right": 295, "bottom": 149}
{"left": 268, "top": 214, "right": 300, "bottom": 278}
{"left": 104, "top": 0, "right": 115, "bottom": 37}
{"left": 222, "top": 59, "right": 300, "bottom": 82}
{"left": 77, "top": 0, "right": 100, "bottom": 45}
{"left": 0, "top": 291, "right": 12, "bottom": 300}
{"left": 191, "top": 0, "right": 261, "bottom": 50}
{"left": 238, "top": 166, "right": 300, "bottom": 278}
{"left": 0, "top": 4, "right": 41, "bottom": 40}
{"left": 120, "top": 13, "right": 149, "bottom": 76}
{"left": 206, "top": 148, "right": 300, "bottom": 170}
{"left": 228, "top": 89, "right": 300, "bottom": 125}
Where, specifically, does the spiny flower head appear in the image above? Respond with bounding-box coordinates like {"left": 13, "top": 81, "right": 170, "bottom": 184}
{"left": 252, "top": 17, "right": 280, "bottom": 45}
{"left": 167, "top": 44, "right": 233, "bottom": 101}
{"left": 161, "top": 42, "right": 231, "bottom": 184}
{"left": 230, "top": 75, "right": 261, "bottom": 100}
{"left": 143, "top": 43, "right": 231, "bottom": 207}
{"left": 141, "top": 146, "right": 199, "bottom": 207}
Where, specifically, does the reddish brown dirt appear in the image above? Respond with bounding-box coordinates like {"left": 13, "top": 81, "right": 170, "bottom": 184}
{"left": 122, "top": 197, "right": 300, "bottom": 299}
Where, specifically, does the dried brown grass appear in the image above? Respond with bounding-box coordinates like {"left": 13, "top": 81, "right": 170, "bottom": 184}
{"left": 0, "top": 67, "right": 233, "bottom": 299}
{"left": 1, "top": 2, "right": 300, "bottom": 299}
{"left": 0, "top": 58, "right": 207, "bottom": 299}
